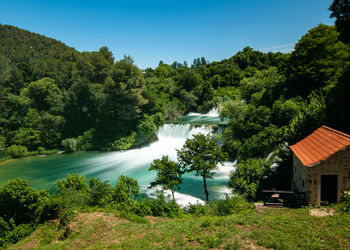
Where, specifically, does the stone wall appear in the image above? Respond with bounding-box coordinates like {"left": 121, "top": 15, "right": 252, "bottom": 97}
{"left": 292, "top": 154, "right": 310, "bottom": 199}
{"left": 292, "top": 147, "right": 350, "bottom": 206}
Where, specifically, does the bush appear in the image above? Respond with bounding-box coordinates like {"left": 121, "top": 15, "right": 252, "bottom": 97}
{"left": 186, "top": 203, "right": 211, "bottom": 216}
{"left": 229, "top": 158, "right": 270, "bottom": 200}
{"left": 0, "top": 178, "right": 48, "bottom": 225}
{"left": 113, "top": 175, "right": 139, "bottom": 203}
{"left": 338, "top": 192, "right": 350, "bottom": 213}
{"left": 142, "top": 192, "right": 182, "bottom": 217}
{"left": 216, "top": 195, "right": 255, "bottom": 215}
{"left": 88, "top": 177, "right": 113, "bottom": 206}
{"left": 5, "top": 145, "right": 28, "bottom": 158}
{"left": 37, "top": 197, "right": 62, "bottom": 223}
{"left": 77, "top": 129, "right": 95, "bottom": 151}
{"left": 119, "top": 211, "right": 149, "bottom": 224}
{"left": 59, "top": 209, "right": 75, "bottom": 229}
{"left": 109, "top": 132, "right": 136, "bottom": 151}
{"left": 6, "top": 223, "right": 35, "bottom": 244}
{"left": 61, "top": 138, "right": 77, "bottom": 152}
{"left": 55, "top": 174, "right": 89, "bottom": 194}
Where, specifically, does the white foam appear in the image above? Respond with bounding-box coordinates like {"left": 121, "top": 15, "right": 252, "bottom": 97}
{"left": 146, "top": 187, "right": 205, "bottom": 207}
{"left": 187, "top": 108, "right": 219, "bottom": 117}
{"left": 214, "top": 161, "right": 236, "bottom": 179}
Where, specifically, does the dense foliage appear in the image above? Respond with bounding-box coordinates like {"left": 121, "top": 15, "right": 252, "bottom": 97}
{"left": 0, "top": 175, "right": 254, "bottom": 247}
{"left": 1, "top": 1, "right": 350, "bottom": 205}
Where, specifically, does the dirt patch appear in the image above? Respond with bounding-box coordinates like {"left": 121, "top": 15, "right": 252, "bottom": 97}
{"left": 145, "top": 216, "right": 171, "bottom": 224}
{"left": 241, "top": 239, "right": 271, "bottom": 249}
{"left": 310, "top": 208, "right": 335, "bottom": 217}
{"left": 74, "top": 212, "right": 129, "bottom": 226}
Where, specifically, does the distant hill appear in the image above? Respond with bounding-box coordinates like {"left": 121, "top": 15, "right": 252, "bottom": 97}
{"left": 0, "top": 24, "right": 79, "bottom": 90}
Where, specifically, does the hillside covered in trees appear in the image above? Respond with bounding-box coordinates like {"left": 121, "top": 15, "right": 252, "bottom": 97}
{"left": 1, "top": 0, "right": 350, "bottom": 248}
{"left": 1, "top": 18, "right": 350, "bottom": 196}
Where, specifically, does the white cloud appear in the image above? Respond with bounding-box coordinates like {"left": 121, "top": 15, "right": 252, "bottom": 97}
{"left": 258, "top": 43, "right": 296, "bottom": 53}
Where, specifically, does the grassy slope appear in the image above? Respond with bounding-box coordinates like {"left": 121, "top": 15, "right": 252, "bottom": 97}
{"left": 10, "top": 208, "right": 350, "bottom": 249}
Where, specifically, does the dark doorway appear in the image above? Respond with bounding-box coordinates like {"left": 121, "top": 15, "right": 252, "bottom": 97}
{"left": 321, "top": 175, "right": 338, "bottom": 204}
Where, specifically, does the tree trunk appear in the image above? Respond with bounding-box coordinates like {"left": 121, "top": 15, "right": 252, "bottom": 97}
{"left": 171, "top": 190, "right": 175, "bottom": 201}
{"left": 203, "top": 176, "right": 209, "bottom": 201}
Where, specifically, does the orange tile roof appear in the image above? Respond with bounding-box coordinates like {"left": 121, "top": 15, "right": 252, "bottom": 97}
{"left": 290, "top": 126, "right": 350, "bottom": 167}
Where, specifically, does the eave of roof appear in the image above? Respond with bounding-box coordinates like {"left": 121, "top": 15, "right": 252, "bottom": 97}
{"left": 290, "top": 126, "right": 350, "bottom": 167}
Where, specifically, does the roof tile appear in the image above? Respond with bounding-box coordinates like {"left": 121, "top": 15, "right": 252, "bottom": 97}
{"left": 290, "top": 126, "right": 350, "bottom": 166}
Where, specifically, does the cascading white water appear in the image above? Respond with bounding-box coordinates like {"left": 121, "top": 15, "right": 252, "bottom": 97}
{"left": 0, "top": 108, "right": 235, "bottom": 207}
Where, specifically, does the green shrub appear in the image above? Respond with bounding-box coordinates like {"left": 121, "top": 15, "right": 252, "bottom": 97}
{"left": 337, "top": 192, "right": 350, "bottom": 213}
{"left": 229, "top": 158, "right": 270, "bottom": 200}
{"left": 142, "top": 192, "right": 182, "bottom": 217}
{"left": 216, "top": 195, "right": 254, "bottom": 215}
{"left": 77, "top": 129, "right": 95, "bottom": 151}
{"left": 6, "top": 223, "right": 35, "bottom": 244}
{"left": 88, "top": 177, "right": 113, "bottom": 206}
{"left": 186, "top": 203, "right": 210, "bottom": 216}
{"left": 37, "top": 197, "right": 62, "bottom": 223}
{"left": 55, "top": 174, "right": 89, "bottom": 194}
{"left": 5, "top": 145, "right": 28, "bottom": 158}
{"left": 0, "top": 178, "right": 48, "bottom": 224}
{"left": 109, "top": 132, "right": 136, "bottom": 151}
{"left": 59, "top": 209, "right": 75, "bottom": 229}
{"left": 23, "top": 150, "right": 39, "bottom": 157}
{"left": 119, "top": 211, "right": 149, "bottom": 224}
{"left": 42, "top": 149, "right": 59, "bottom": 155}
{"left": 113, "top": 175, "right": 139, "bottom": 203}
{"left": 38, "top": 146, "right": 45, "bottom": 154}
{"left": 61, "top": 138, "right": 77, "bottom": 152}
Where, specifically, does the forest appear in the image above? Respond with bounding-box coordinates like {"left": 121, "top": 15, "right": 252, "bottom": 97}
{"left": 0, "top": 0, "right": 350, "bottom": 247}
{"left": 1, "top": 16, "right": 350, "bottom": 196}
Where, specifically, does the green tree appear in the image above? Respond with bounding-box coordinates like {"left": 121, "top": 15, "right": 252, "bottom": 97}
{"left": 55, "top": 174, "right": 89, "bottom": 194}
{"left": 178, "top": 70, "right": 202, "bottom": 91}
{"left": 88, "top": 177, "right": 113, "bottom": 206}
{"left": 285, "top": 25, "right": 350, "bottom": 97}
{"left": 229, "top": 159, "right": 269, "bottom": 200}
{"left": 25, "top": 77, "right": 64, "bottom": 114}
{"left": 329, "top": 0, "right": 350, "bottom": 43}
{"left": 114, "top": 175, "right": 139, "bottom": 203}
{"left": 0, "top": 178, "right": 48, "bottom": 224}
{"left": 177, "top": 133, "right": 228, "bottom": 201}
{"left": 149, "top": 156, "right": 183, "bottom": 200}
{"left": 103, "top": 56, "right": 147, "bottom": 133}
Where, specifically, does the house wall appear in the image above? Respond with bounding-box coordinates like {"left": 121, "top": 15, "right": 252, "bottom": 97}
{"left": 293, "top": 147, "right": 350, "bottom": 206}
{"left": 292, "top": 154, "right": 310, "bottom": 200}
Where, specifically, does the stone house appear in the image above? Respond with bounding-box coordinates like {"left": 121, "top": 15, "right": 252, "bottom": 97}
{"left": 290, "top": 126, "right": 350, "bottom": 206}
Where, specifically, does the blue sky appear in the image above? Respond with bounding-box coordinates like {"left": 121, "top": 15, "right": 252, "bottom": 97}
{"left": 0, "top": 0, "right": 334, "bottom": 69}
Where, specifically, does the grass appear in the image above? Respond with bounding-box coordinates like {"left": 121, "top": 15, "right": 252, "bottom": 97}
{"left": 0, "top": 149, "right": 59, "bottom": 166}
{"left": 9, "top": 207, "right": 350, "bottom": 249}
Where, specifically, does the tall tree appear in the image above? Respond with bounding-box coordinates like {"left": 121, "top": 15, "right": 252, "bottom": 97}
{"left": 103, "top": 56, "right": 148, "bottom": 133}
{"left": 149, "top": 156, "right": 183, "bottom": 200}
{"left": 177, "top": 133, "right": 227, "bottom": 201}
{"left": 329, "top": 0, "right": 350, "bottom": 43}
{"left": 285, "top": 24, "right": 350, "bottom": 97}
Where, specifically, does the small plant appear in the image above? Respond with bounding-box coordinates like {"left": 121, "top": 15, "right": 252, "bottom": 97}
{"left": 119, "top": 211, "right": 149, "bottom": 224}
{"left": 337, "top": 192, "right": 350, "bottom": 213}
{"left": 61, "top": 138, "right": 77, "bottom": 152}
{"left": 37, "top": 146, "right": 45, "bottom": 154}
{"left": 59, "top": 209, "right": 75, "bottom": 229}
{"left": 5, "top": 145, "right": 28, "bottom": 158}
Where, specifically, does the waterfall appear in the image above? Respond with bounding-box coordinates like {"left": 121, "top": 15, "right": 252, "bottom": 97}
{"left": 1, "top": 110, "right": 234, "bottom": 207}
{"left": 157, "top": 124, "right": 212, "bottom": 139}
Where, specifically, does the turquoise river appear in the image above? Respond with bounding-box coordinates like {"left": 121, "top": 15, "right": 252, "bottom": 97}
{"left": 0, "top": 109, "right": 234, "bottom": 206}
